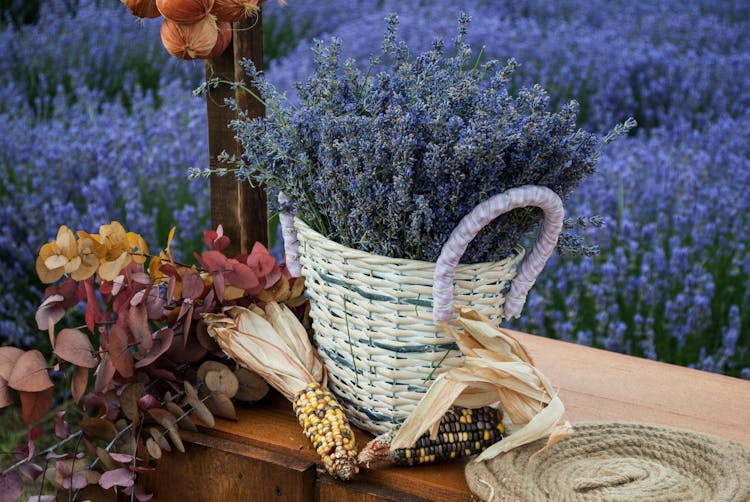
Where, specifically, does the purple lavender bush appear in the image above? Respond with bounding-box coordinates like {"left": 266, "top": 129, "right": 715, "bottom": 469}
{"left": 228, "top": 14, "right": 630, "bottom": 263}
{"left": 0, "top": 2, "right": 209, "bottom": 346}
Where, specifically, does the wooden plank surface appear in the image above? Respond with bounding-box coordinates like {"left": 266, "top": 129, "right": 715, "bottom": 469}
{"left": 509, "top": 330, "right": 750, "bottom": 447}
{"left": 142, "top": 333, "right": 750, "bottom": 500}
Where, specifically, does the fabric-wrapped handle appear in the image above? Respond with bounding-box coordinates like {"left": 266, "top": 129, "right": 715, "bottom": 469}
{"left": 278, "top": 192, "right": 302, "bottom": 277}
{"left": 432, "top": 185, "right": 564, "bottom": 323}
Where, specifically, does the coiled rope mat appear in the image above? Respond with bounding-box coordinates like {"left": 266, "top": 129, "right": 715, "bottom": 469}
{"left": 465, "top": 422, "right": 750, "bottom": 502}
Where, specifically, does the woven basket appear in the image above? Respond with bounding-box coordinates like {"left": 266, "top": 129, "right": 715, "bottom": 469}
{"left": 279, "top": 185, "right": 564, "bottom": 434}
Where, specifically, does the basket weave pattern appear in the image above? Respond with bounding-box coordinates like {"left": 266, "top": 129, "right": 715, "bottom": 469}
{"left": 295, "top": 219, "right": 524, "bottom": 433}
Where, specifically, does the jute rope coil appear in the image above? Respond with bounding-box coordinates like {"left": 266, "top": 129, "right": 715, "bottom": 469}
{"left": 465, "top": 422, "right": 750, "bottom": 502}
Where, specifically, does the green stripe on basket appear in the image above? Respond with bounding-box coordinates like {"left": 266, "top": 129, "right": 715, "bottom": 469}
{"left": 317, "top": 269, "right": 433, "bottom": 304}
{"left": 369, "top": 340, "right": 459, "bottom": 354}
{"left": 333, "top": 391, "right": 399, "bottom": 425}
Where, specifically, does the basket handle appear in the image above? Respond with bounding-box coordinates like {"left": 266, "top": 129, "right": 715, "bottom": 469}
{"left": 432, "top": 185, "right": 564, "bottom": 323}
{"left": 278, "top": 192, "right": 303, "bottom": 277}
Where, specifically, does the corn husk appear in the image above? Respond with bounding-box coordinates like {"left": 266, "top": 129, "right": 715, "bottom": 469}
{"left": 203, "top": 303, "right": 359, "bottom": 480}
{"left": 389, "top": 308, "right": 572, "bottom": 461}
{"left": 203, "top": 304, "right": 319, "bottom": 400}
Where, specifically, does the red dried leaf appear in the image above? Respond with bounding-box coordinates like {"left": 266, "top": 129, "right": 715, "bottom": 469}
{"left": 8, "top": 350, "right": 53, "bottom": 392}
{"left": 93, "top": 353, "right": 117, "bottom": 393}
{"left": 0, "top": 471, "right": 23, "bottom": 501}
{"left": 204, "top": 226, "right": 230, "bottom": 251}
{"left": 18, "top": 461, "right": 43, "bottom": 481}
{"left": 195, "top": 320, "right": 220, "bottom": 352}
{"left": 83, "top": 279, "right": 102, "bottom": 333}
{"left": 28, "top": 424, "right": 42, "bottom": 442}
{"left": 120, "top": 382, "right": 144, "bottom": 426}
{"left": 160, "top": 262, "right": 179, "bottom": 277}
{"left": 108, "top": 324, "right": 134, "bottom": 378}
{"left": 71, "top": 365, "right": 89, "bottom": 404}
{"left": 145, "top": 293, "right": 166, "bottom": 321}
{"left": 19, "top": 388, "right": 53, "bottom": 426}
{"left": 128, "top": 466, "right": 155, "bottom": 474}
{"left": 134, "top": 327, "right": 174, "bottom": 369}
{"left": 166, "top": 333, "right": 207, "bottom": 364}
{"left": 247, "top": 242, "right": 277, "bottom": 276}
{"left": 137, "top": 393, "right": 161, "bottom": 411}
{"left": 225, "top": 262, "right": 260, "bottom": 291}
{"left": 0, "top": 346, "right": 24, "bottom": 380}
{"left": 35, "top": 294, "right": 65, "bottom": 331}
{"left": 54, "top": 329, "right": 98, "bottom": 368}
{"left": 197, "top": 250, "right": 229, "bottom": 273}
{"left": 12, "top": 444, "right": 28, "bottom": 463}
{"left": 55, "top": 411, "right": 71, "bottom": 439}
{"left": 61, "top": 472, "right": 87, "bottom": 491}
{"left": 129, "top": 272, "right": 152, "bottom": 285}
{"left": 109, "top": 453, "right": 135, "bottom": 464}
{"left": 0, "top": 377, "right": 11, "bottom": 408}
{"left": 128, "top": 302, "right": 153, "bottom": 353}
{"left": 78, "top": 417, "right": 118, "bottom": 441}
{"left": 212, "top": 271, "right": 225, "bottom": 302}
{"left": 99, "top": 467, "right": 134, "bottom": 490}
{"left": 182, "top": 269, "right": 205, "bottom": 300}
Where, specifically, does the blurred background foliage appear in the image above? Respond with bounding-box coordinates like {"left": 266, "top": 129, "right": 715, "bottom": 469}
{"left": 0, "top": 0, "right": 747, "bottom": 381}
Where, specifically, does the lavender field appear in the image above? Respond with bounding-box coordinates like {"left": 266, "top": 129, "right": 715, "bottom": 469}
{"left": 0, "top": 1, "right": 748, "bottom": 378}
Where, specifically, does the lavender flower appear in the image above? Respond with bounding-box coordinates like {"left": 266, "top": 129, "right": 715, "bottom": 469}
{"left": 233, "top": 14, "right": 622, "bottom": 263}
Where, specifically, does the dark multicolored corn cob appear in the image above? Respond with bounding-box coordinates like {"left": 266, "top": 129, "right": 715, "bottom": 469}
{"left": 293, "top": 382, "right": 359, "bottom": 480}
{"left": 358, "top": 406, "right": 504, "bottom": 467}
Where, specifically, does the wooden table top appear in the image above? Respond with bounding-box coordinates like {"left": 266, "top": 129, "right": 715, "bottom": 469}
{"left": 197, "top": 331, "right": 750, "bottom": 501}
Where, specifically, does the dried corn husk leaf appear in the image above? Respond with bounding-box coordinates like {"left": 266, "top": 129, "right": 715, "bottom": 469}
{"left": 390, "top": 308, "right": 569, "bottom": 461}
{"left": 264, "top": 302, "right": 324, "bottom": 384}
{"left": 203, "top": 306, "right": 315, "bottom": 399}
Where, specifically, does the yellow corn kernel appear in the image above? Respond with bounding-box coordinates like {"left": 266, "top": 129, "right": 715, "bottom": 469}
{"left": 293, "top": 382, "right": 359, "bottom": 480}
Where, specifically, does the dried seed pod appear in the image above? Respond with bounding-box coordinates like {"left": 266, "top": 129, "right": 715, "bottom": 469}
{"left": 205, "top": 368, "right": 239, "bottom": 399}
{"left": 146, "top": 437, "right": 163, "bottom": 459}
{"left": 148, "top": 408, "right": 184, "bottom": 453}
{"left": 209, "top": 0, "right": 259, "bottom": 23}
{"left": 184, "top": 380, "right": 215, "bottom": 427}
{"left": 121, "top": 0, "right": 160, "bottom": 18}
{"left": 160, "top": 15, "right": 218, "bottom": 60}
{"left": 149, "top": 426, "right": 172, "bottom": 452}
{"left": 165, "top": 401, "right": 198, "bottom": 431}
{"left": 197, "top": 360, "right": 231, "bottom": 382}
{"left": 234, "top": 367, "right": 269, "bottom": 402}
{"left": 156, "top": 0, "right": 213, "bottom": 23}
{"left": 205, "top": 390, "right": 237, "bottom": 420}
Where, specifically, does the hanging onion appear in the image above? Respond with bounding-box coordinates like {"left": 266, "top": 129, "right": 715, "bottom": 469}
{"left": 156, "top": 0, "right": 214, "bottom": 24}
{"left": 122, "top": 0, "right": 161, "bottom": 18}
{"left": 160, "top": 16, "right": 218, "bottom": 60}
{"left": 206, "top": 21, "right": 233, "bottom": 59}
{"left": 210, "top": 0, "right": 259, "bottom": 23}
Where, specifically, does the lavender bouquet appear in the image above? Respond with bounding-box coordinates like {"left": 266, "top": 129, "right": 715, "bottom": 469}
{"left": 231, "top": 14, "right": 633, "bottom": 263}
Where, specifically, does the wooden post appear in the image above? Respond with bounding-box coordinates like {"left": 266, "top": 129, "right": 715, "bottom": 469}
{"left": 206, "top": 12, "right": 268, "bottom": 256}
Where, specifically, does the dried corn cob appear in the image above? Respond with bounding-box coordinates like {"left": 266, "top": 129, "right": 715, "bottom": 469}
{"left": 204, "top": 304, "right": 359, "bottom": 480}
{"left": 358, "top": 406, "right": 504, "bottom": 467}
{"left": 293, "top": 382, "right": 358, "bottom": 479}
